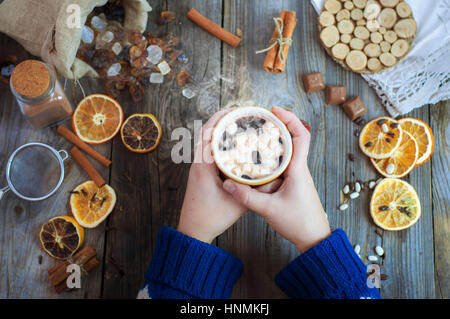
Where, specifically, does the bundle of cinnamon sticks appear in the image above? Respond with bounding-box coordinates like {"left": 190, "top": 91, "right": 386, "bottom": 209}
{"left": 48, "top": 245, "right": 100, "bottom": 293}
{"left": 262, "top": 10, "right": 297, "bottom": 74}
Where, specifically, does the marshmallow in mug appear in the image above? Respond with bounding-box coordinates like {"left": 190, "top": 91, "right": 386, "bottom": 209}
{"left": 217, "top": 116, "right": 285, "bottom": 180}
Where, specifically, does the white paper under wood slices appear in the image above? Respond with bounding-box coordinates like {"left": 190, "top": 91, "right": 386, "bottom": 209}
{"left": 318, "top": 0, "right": 416, "bottom": 73}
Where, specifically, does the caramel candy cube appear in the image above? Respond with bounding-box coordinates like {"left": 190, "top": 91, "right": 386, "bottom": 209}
{"left": 341, "top": 96, "right": 367, "bottom": 121}
{"left": 326, "top": 86, "right": 346, "bottom": 104}
{"left": 302, "top": 72, "right": 325, "bottom": 93}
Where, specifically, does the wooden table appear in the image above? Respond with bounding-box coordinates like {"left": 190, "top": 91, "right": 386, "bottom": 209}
{"left": 0, "top": 0, "right": 448, "bottom": 299}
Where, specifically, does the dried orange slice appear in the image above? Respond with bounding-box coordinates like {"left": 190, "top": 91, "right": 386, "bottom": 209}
{"left": 73, "top": 94, "right": 124, "bottom": 144}
{"left": 370, "top": 178, "right": 421, "bottom": 231}
{"left": 39, "top": 216, "right": 84, "bottom": 259}
{"left": 70, "top": 181, "right": 117, "bottom": 228}
{"left": 120, "top": 113, "right": 162, "bottom": 153}
{"left": 370, "top": 131, "right": 418, "bottom": 178}
{"left": 398, "top": 117, "right": 434, "bottom": 166}
{"left": 359, "top": 117, "right": 403, "bottom": 159}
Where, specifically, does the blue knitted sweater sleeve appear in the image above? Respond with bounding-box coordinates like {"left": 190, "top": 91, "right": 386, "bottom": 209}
{"left": 138, "top": 226, "right": 243, "bottom": 299}
{"left": 139, "top": 227, "right": 380, "bottom": 299}
{"left": 275, "top": 229, "right": 381, "bottom": 299}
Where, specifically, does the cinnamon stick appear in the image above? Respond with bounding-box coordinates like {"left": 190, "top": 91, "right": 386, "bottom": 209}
{"left": 57, "top": 125, "right": 111, "bottom": 167}
{"left": 263, "top": 11, "right": 287, "bottom": 73}
{"left": 69, "top": 146, "right": 106, "bottom": 187}
{"left": 273, "top": 11, "right": 297, "bottom": 73}
{"left": 187, "top": 8, "right": 241, "bottom": 47}
{"left": 48, "top": 260, "right": 67, "bottom": 276}
{"left": 83, "top": 256, "right": 100, "bottom": 275}
{"left": 54, "top": 281, "right": 69, "bottom": 294}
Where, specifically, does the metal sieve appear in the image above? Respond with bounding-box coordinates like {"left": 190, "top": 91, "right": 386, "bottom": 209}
{"left": 0, "top": 142, "right": 69, "bottom": 201}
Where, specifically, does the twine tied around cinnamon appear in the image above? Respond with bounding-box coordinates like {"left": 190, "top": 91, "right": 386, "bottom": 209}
{"left": 66, "top": 255, "right": 89, "bottom": 276}
{"left": 255, "top": 17, "right": 293, "bottom": 65}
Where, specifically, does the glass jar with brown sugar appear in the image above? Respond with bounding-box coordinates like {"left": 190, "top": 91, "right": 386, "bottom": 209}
{"left": 10, "top": 60, "right": 72, "bottom": 129}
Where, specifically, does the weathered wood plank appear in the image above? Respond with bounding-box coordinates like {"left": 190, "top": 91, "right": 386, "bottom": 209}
{"left": 322, "top": 0, "right": 386, "bottom": 298}
{"left": 101, "top": 0, "right": 165, "bottom": 298}
{"left": 323, "top": 6, "right": 382, "bottom": 300}
{"left": 102, "top": 0, "right": 223, "bottom": 298}
{"left": 0, "top": 35, "right": 109, "bottom": 298}
{"left": 380, "top": 105, "right": 434, "bottom": 298}
{"left": 430, "top": 101, "right": 450, "bottom": 299}
{"left": 219, "top": 0, "right": 327, "bottom": 298}
{"left": 155, "top": 0, "right": 223, "bottom": 235}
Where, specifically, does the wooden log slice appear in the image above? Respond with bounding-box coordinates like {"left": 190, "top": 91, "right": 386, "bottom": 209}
{"left": 318, "top": 0, "right": 416, "bottom": 73}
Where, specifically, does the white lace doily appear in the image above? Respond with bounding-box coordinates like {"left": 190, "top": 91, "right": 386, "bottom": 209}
{"left": 310, "top": 0, "right": 450, "bottom": 116}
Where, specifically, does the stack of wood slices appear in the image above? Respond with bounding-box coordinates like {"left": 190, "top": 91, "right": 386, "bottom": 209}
{"left": 318, "top": 0, "right": 416, "bottom": 73}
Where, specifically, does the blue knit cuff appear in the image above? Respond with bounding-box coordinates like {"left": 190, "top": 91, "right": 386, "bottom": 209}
{"left": 275, "top": 229, "right": 381, "bottom": 299}
{"left": 145, "top": 227, "right": 243, "bottom": 299}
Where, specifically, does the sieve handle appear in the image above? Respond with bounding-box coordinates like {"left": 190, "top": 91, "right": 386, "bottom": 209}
{"left": 58, "top": 150, "right": 69, "bottom": 161}
{"left": 0, "top": 186, "right": 10, "bottom": 200}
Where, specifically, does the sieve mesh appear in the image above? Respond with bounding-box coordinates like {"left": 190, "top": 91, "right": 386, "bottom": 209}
{"left": 8, "top": 145, "right": 62, "bottom": 199}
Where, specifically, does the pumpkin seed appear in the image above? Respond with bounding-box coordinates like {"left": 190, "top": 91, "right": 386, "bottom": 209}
{"left": 375, "top": 245, "right": 384, "bottom": 256}
{"left": 350, "top": 192, "right": 360, "bottom": 199}
{"left": 343, "top": 184, "right": 350, "bottom": 194}
{"left": 386, "top": 163, "right": 395, "bottom": 174}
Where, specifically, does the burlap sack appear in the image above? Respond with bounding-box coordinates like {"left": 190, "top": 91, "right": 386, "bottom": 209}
{"left": 0, "top": 0, "right": 152, "bottom": 79}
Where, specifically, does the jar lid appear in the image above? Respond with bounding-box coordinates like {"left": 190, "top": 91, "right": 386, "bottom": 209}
{"left": 10, "top": 60, "right": 50, "bottom": 98}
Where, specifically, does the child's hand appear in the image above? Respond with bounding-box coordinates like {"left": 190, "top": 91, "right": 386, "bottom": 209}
{"left": 177, "top": 109, "right": 281, "bottom": 244}
{"left": 222, "top": 106, "right": 331, "bottom": 252}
